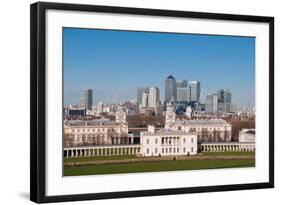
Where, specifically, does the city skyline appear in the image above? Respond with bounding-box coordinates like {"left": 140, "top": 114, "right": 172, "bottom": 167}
{"left": 64, "top": 28, "right": 255, "bottom": 109}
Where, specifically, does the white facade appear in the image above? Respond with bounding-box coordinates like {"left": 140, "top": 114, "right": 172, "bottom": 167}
{"left": 140, "top": 126, "right": 197, "bottom": 157}
{"left": 64, "top": 112, "right": 130, "bottom": 147}
{"left": 165, "top": 110, "right": 232, "bottom": 143}
{"left": 239, "top": 129, "right": 255, "bottom": 143}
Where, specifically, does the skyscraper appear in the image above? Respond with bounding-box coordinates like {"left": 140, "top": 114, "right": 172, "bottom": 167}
{"left": 177, "top": 87, "right": 190, "bottom": 102}
{"left": 225, "top": 89, "right": 231, "bottom": 103}
{"left": 205, "top": 94, "right": 218, "bottom": 113}
{"left": 137, "top": 87, "right": 149, "bottom": 106}
{"left": 81, "top": 89, "right": 93, "bottom": 110}
{"left": 142, "top": 92, "right": 149, "bottom": 108}
{"left": 176, "top": 80, "right": 188, "bottom": 88}
{"left": 165, "top": 75, "right": 177, "bottom": 103}
{"left": 217, "top": 89, "right": 231, "bottom": 103}
{"left": 148, "top": 87, "right": 160, "bottom": 108}
{"left": 189, "top": 81, "right": 201, "bottom": 102}
{"left": 217, "top": 89, "right": 232, "bottom": 112}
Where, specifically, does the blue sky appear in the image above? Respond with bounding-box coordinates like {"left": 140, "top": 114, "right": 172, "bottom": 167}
{"left": 63, "top": 28, "right": 255, "bottom": 109}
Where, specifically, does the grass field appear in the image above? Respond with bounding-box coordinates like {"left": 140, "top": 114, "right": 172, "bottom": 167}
{"left": 64, "top": 152, "right": 255, "bottom": 163}
{"left": 201, "top": 152, "right": 255, "bottom": 156}
{"left": 64, "top": 159, "right": 255, "bottom": 176}
{"left": 64, "top": 155, "right": 137, "bottom": 163}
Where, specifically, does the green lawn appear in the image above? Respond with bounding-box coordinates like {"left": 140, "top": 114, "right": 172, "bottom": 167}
{"left": 201, "top": 151, "right": 255, "bottom": 156}
{"left": 64, "top": 159, "right": 255, "bottom": 176}
{"left": 64, "top": 155, "right": 137, "bottom": 163}
{"left": 65, "top": 152, "right": 255, "bottom": 163}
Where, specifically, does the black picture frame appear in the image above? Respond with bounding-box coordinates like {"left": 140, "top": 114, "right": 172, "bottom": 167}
{"left": 30, "top": 1, "right": 274, "bottom": 203}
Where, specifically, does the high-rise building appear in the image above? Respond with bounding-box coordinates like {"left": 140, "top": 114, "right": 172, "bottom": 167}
{"left": 176, "top": 80, "right": 188, "bottom": 88}
{"left": 217, "top": 89, "right": 231, "bottom": 103}
{"left": 142, "top": 92, "right": 149, "bottom": 108}
{"left": 165, "top": 75, "right": 177, "bottom": 103}
{"left": 148, "top": 87, "right": 160, "bottom": 108}
{"left": 217, "top": 89, "right": 232, "bottom": 112}
{"left": 177, "top": 87, "right": 190, "bottom": 102}
{"left": 79, "top": 96, "right": 85, "bottom": 108}
{"left": 225, "top": 89, "right": 231, "bottom": 103}
{"left": 205, "top": 94, "right": 218, "bottom": 113}
{"left": 137, "top": 87, "right": 149, "bottom": 106}
{"left": 189, "top": 81, "right": 200, "bottom": 102}
{"left": 84, "top": 89, "right": 93, "bottom": 110}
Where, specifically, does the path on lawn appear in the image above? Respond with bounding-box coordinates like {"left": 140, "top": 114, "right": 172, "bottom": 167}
{"left": 64, "top": 155, "right": 255, "bottom": 167}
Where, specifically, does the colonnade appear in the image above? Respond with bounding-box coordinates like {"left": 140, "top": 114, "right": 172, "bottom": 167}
{"left": 64, "top": 145, "right": 141, "bottom": 158}
{"left": 201, "top": 142, "right": 255, "bottom": 152}
{"left": 161, "top": 137, "right": 180, "bottom": 145}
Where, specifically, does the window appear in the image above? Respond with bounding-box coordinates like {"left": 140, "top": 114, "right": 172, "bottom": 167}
{"left": 155, "top": 148, "right": 157, "bottom": 154}
{"left": 155, "top": 139, "right": 158, "bottom": 144}
{"left": 183, "top": 147, "right": 186, "bottom": 153}
{"left": 173, "top": 147, "right": 176, "bottom": 153}
{"left": 146, "top": 148, "right": 149, "bottom": 154}
{"left": 169, "top": 148, "right": 172, "bottom": 153}
{"left": 146, "top": 139, "right": 149, "bottom": 144}
{"left": 191, "top": 138, "right": 194, "bottom": 143}
{"left": 191, "top": 147, "right": 194, "bottom": 152}
{"left": 177, "top": 147, "right": 179, "bottom": 153}
{"left": 166, "top": 148, "right": 168, "bottom": 153}
{"left": 162, "top": 148, "right": 164, "bottom": 153}
{"left": 183, "top": 138, "right": 186, "bottom": 143}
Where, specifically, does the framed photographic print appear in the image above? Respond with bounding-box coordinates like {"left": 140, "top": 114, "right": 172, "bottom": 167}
{"left": 30, "top": 1, "right": 274, "bottom": 203}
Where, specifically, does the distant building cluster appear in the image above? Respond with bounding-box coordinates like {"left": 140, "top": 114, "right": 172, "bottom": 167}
{"left": 137, "top": 86, "right": 161, "bottom": 113}
{"left": 205, "top": 89, "right": 235, "bottom": 113}
{"left": 64, "top": 75, "right": 252, "bottom": 119}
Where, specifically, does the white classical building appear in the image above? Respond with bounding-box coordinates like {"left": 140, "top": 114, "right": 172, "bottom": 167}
{"left": 140, "top": 125, "right": 197, "bottom": 157}
{"left": 165, "top": 107, "right": 232, "bottom": 142}
{"left": 239, "top": 129, "right": 255, "bottom": 143}
{"left": 64, "top": 111, "right": 131, "bottom": 146}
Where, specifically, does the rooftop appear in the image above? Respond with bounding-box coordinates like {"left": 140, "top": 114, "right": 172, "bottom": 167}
{"left": 166, "top": 75, "right": 175, "bottom": 80}
{"left": 183, "top": 119, "right": 230, "bottom": 126}
{"left": 142, "top": 128, "right": 196, "bottom": 136}
{"left": 64, "top": 119, "right": 117, "bottom": 126}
